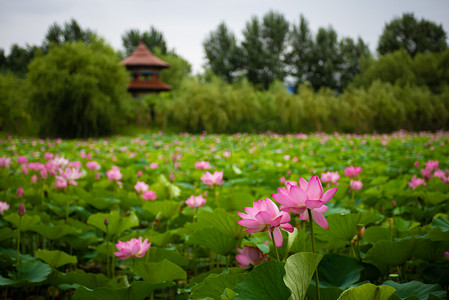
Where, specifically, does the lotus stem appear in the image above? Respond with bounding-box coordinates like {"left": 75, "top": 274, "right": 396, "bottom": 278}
{"left": 308, "top": 209, "right": 320, "bottom": 300}
{"left": 270, "top": 230, "right": 280, "bottom": 261}
{"left": 17, "top": 216, "right": 22, "bottom": 264}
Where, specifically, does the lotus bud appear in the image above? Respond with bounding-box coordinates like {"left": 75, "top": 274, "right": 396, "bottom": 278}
{"left": 18, "top": 203, "right": 26, "bottom": 216}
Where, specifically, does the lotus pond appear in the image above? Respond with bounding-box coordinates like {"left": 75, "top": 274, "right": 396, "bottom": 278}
{"left": 0, "top": 131, "right": 449, "bottom": 299}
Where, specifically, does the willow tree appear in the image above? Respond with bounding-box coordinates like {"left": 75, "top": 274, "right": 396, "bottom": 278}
{"left": 25, "top": 37, "right": 132, "bottom": 138}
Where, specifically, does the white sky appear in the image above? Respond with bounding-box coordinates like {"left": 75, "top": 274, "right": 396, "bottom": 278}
{"left": 1, "top": 0, "right": 448, "bottom": 74}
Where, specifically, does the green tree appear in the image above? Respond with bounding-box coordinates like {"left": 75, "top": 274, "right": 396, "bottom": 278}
{"left": 203, "top": 22, "right": 242, "bottom": 83}
{"left": 25, "top": 38, "right": 132, "bottom": 138}
{"left": 122, "top": 27, "right": 167, "bottom": 56}
{"left": 338, "top": 37, "right": 370, "bottom": 90}
{"left": 42, "top": 18, "right": 93, "bottom": 52}
{"left": 287, "top": 15, "right": 314, "bottom": 89}
{"left": 377, "top": 13, "right": 447, "bottom": 57}
{"left": 241, "top": 11, "right": 290, "bottom": 89}
{"left": 5, "top": 44, "right": 40, "bottom": 77}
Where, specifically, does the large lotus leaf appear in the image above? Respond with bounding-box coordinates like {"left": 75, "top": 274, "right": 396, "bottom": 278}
{"left": 233, "top": 261, "right": 290, "bottom": 300}
{"left": 197, "top": 208, "right": 246, "bottom": 239}
{"left": 0, "top": 260, "right": 52, "bottom": 287}
{"left": 32, "top": 223, "right": 80, "bottom": 240}
{"left": 317, "top": 254, "right": 364, "bottom": 289}
{"left": 56, "top": 269, "right": 110, "bottom": 289}
{"left": 142, "top": 201, "right": 180, "bottom": 220}
{"left": 336, "top": 283, "right": 396, "bottom": 300}
{"left": 188, "top": 227, "right": 237, "bottom": 256}
{"left": 413, "top": 238, "right": 449, "bottom": 263}
{"left": 87, "top": 211, "right": 139, "bottom": 236}
{"left": 306, "top": 285, "right": 344, "bottom": 300}
{"left": 365, "top": 238, "right": 416, "bottom": 265}
{"left": 421, "top": 192, "right": 449, "bottom": 205}
{"left": 223, "top": 190, "right": 256, "bottom": 211}
{"left": 4, "top": 213, "right": 41, "bottom": 231}
{"left": 73, "top": 281, "right": 175, "bottom": 299}
{"left": 35, "top": 249, "right": 77, "bottom": 269}
{"left": 422, "top": 265, "right": 449, "bottom": 287}
{"left": 363, "top": 226, "right": 391, "bottom": 244}
{"left": 134, "top": 259, "right": 186, "bottom": 283}
{"left": 0, "top": 227, "right": 16, "bottom": 241}
{"left": 383, "top": 280, "right": 446, "bottom": 300}
{"left": 316, "top": 212, "right": 380, "bottom": 242}
{"left": 283, "top": 252, "right": 323, "bottom": 300}
{"left": 429, "top": 228, "right": 449, "bottom": 242}
{"left": 190, "top": 273, "right": 247, "bottom": 299}
{"left": 393, "top": 217, "right": 420, "bottom": 232}
{"left": 88, "top": 197, "right": 120, "bottom": 210}
{"left": 147, "top": 247, "right": 189, "bottom": 266}
{"left": 432, "top": 215, "right": 449, "bottom": 232}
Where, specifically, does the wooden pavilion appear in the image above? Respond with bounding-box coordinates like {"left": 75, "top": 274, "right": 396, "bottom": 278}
{"left": 122, "top": 39, "right": 172, "bottom": 96}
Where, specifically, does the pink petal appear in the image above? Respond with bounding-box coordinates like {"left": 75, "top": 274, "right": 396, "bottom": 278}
{"left": 235, "top": 254, "right": 252, "bottom": 268}
{"left": 299, "top": 210, "right": 309, "bottom": 220}
{"left": 305, "top": 200, "right": 324, "bottom": 209}
{"left": 298, "top": 177, "right": 309, "bottom": 190}
{"left": 306, "top": 175, "right": 323, "bottom": 200}
{"left": 315, "top": 205, "right": 328, "bottom": 213}
{"left": 281, "top": 223, "right": 294, "bottom": 233}
{"left": 272, "top": 227, "right": 283, "bottom": 247}
{"left": 321, "top": 188, "right": 337, "bottom": 203}
{"left": 237, "top": 219, "right": 261, "bottom": 228}
{"left": 311, "top": 210, "right": 328, "bottom": 229}
{"left": 255, "top": 211, "right": 273, "bottom": 225}
{"left": 272, "top": 192, "right": 295, "bottom": 207}
{"left": 289, "top": 186, "right": 308, "bottom": 205}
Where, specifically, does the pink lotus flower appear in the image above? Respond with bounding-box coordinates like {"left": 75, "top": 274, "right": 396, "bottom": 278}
{"left": 185, "top": 195, "right": 206, "bottom": 208}
{"left": 201, "top": 171, "right": 224, "bottom": 187}
{"left": 106, "top": 166, "right": 122, "bottom": 182}
{"left": 237, "top": 199, "right": 294, "bottom": 247}
{"left": 344, "top": 166, "right": 362, "bottom": 178}
{"left": 141, "top": 190, "right": 157, "bottom": 201}
{"left": 113, "top": 237, "right": 151, "bottom": 260}
{"left": 136, "top": 170, "right": 143, "bottom": 178}
{"left": 272, "top": 176, "right": 337, "bottom": 230}
{"left": 0, "top": 201, "right": 9, "bottom": 215}
{"left": 425, "top": 160, "right": 439, "bottom": 171}
{"left": 52, "top": 157, "right": 69, "bottom": 169}
{"left": 17, "top": 156, "right": 27, "bottom": 165}
{"left": 16, "top": 187, "right": 24, "bottom": 198}
{"left": 86, "top": 161, "right": 101, "bottom": 171}
{"left": 0, "top": 157, "right": 11, "bottom": 168}
{"left": 31, "top": 175, "right": 38, "bottom": 184}
{"left": 57, "top": 167, "right": 83, "bottom": 186}
{"left": 134, "top": 181, "right": 149, "bottom": 194}
{"left": 321, "top": 171, "right": 340, "bottom": 185}
{"left": 44, "top": 153, "right": 54, "bottom": 160}
{"left": 54, "top": 179, "right": 68, "bottom": 190}
{"left": 444, "top": 250, "right": 449, "bottom": 260}
{"left": 149, "top": 163, "right": 159, "bottom": 169}
{"left": 27, "top": 162, "right": 43, "bottom": 171}
{"left": 195, "top": 161, "right": 211, "bottom": 170}
{"left": 408, "top": 175, "right": 426, "bottom": 190}
{"left": 68, "top": 161, "right": 82, "bottom": 169}
{"left": 349, "top": 180, "right": 363, "bottom": 191}
{"left": 432, "top": 169, "right": 448, "bottom": 183}
{"left": 236, "top": 245, "right": 269, "bottom": 268}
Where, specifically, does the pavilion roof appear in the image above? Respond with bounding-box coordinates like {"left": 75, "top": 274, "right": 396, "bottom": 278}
{"left": 122, "top": 40, "right": 170, "bottom": 69}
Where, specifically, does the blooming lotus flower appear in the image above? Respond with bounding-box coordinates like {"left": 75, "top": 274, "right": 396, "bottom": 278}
{"left": 86, "top": 161, "right": 101, "bottom": 171}
{"left": 106, "top": 166, "right": 122, "bottom": 182}
{"left": 349, "top": 180, "right": 363, "bottom": 191}
{"left": 27, "top": 162, "right": 43, "bottom": 171}
{"left": 425, "top": 160, "right": 439, "bottom": 171}
{"left": 195, "top": 161, "right": 211, "bottom": 170}
{"left": 237, "top": 199, "right": 294, "bottom": 247}
{"left": 141, "top": 190, "right": 157, "bottom": 201}
{"left": 321, "top": 171, "right": 340, "bottom": 185}
{"left": 432, "top": 169, "right": 448, "bottom": 183}
{"left": 236, "top": 245, "right": 269, "bottom": 268}
{"left": 57, "top": 167, "right": 83, "bottom": 186}
{"left": 344, "top": 166, "right": 362, "bottom": 178}
{"left": 17, "top": 156, "right": 27, "bottom": 165}
{"left": 272, "top": 176, "right": 337, "bottom": 229}
{"left": 134, "top": 181, "right": 149, "bottom": 194}
{"left": 52, "top": 157, "right": 69, "bottom": 169}
{"left": 149, "top": 163, "right": 159, "bottom": 169}
{"left": 408, "top": 175, "right": 426, "bottom": 190}
{"left": 185, "top": 195, "right": 206, "bottom": 208}
{"left": 44, "top": 153, "right": 54, "bottom": 160}
{"left": 113, "top": 237, "right": 151, "bottom": 260}
{"left": 201, "top": 171, "right": 224, "bottom": 187}
{"left": 31, "top": 175, "right": 38, "bottom": 184}
{"left": 54, "top": 179, "right": 68, "bottom": 190}
{"left": 0, "top": 201, "right": 10, "bottom": 215}
{"left": 0, "top": 157, "right": 11, "bottom": 168}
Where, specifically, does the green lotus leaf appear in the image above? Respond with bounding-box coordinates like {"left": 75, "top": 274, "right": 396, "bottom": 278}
{"left": 35, "top": 249, "right": 77, "bottom": 269}
{"left": 337, "top": 283, "right": 395, "bottom": 300}
{"left": 87, "top": 210, "right": 139, "bottom": 236}
{"left": 383, "top": 280, "right": 446, "bottom": 300}
{"left": 190, "top": 273, "right": 247, "bottom": 299}
{"left": 134, "top": 259, "right": 186, "bottom": 283}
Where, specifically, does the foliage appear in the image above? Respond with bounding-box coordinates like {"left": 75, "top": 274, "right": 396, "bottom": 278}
{"left": 377, "top": 13, "right": 447, "bottom": 57}
{"left": 42, "top": 18, "right": 93, "bottom": 53}
{"left": 0, "top": 131, "right": 448, "bottom": 299}
{"left": 203, "top": 22, "right": 242, "bottom": 83}
{"left": 24, "top": 38, "right": 133, "bottom": 138}
{"left": 122, "top": 27, "right": 168, "bottom": 56}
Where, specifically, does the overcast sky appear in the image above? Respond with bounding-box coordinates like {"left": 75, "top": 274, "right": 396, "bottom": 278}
{"left": 1, "top": 0, "right": 448, "bottom": 74}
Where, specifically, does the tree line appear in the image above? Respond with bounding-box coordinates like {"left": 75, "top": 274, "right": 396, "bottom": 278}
{"left": 203, "top": 11, "right": 447, "bottom": 91}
